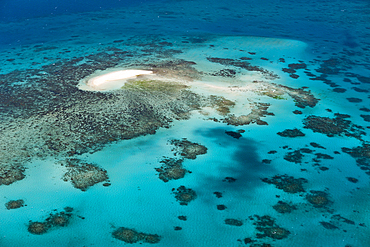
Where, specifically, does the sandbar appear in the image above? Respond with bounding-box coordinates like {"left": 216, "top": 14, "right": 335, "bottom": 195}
{"left": 79, "top": 69, "right": 153, "bottom": 91}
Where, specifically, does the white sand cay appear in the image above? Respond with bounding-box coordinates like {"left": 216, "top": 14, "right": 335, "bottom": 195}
{"left": 78, "top": 69, "right": 154, "bottom": 91}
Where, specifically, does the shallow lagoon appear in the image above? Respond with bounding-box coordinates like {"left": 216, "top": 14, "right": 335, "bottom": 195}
{"left": 0, "top": 0, "right": 370, "bottom": 246}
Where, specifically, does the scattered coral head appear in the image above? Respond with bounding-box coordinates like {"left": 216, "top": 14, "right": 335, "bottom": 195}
{"left": 112, "top": 227, "right": 161, "bottom": 244}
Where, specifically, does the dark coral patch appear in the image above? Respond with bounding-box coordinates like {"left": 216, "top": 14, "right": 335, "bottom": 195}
{"left": 346, "top": 177, "right": 358, "bottom": 183}
{"left": 320, "top": 221, "right": 338, "bottom": 230}
{"left": 0, "top": 165, "right": 25, "bottom": 186}
{"left": 170, "top": 139, "right": 207, "bottom": 159}
{"left": 288, "top": 63, "right": 307, "bottom": 70}
{"left": 112, "top": 227, "right": 160, "bottom": 244}
{"left": 27, "top": 208, "right": 73, "bottom": 235}
{"left": 284, "top": 150, "right": 304, "bottom": 163}
{"left": 359, "top": 107, "right": 370, "bottom": 112}
{"left": 210, "top": 69, "right": 236, "bottom": 78}
{"left": 277, "top": 128, "right": 305, "bottom": 137}
{"left": 360, "top": 115, "right": 370, "bottom": 122}
{"left": 207, "top": 57, "right": 279, "bottom": 80}
{"left": 261, "top": 175, "right": 307, "bottom": 193}
{"left": 28, "top": 222, "right": 49, "bottom": 235}
{"left": 61, "top": 159, "right": 109, "bottom": 191}
{"left": 306, "top": 191, "right": 331, "bottom": 208}
{"left": 346, "top": 97, "right": 362, "bottom": 103}
{"left": 333, "top": 88, "right": 347, "bottom": 93}
{"left": 303, "top": 115, "right": 365, "bottom": 138}
{"left": 5, "top": 199, "right": 24, "bottom": 210}
{"left": 155, "top": 158, "right": 187, "bottom": 182}
{"left": 342, "top": 143, "right": 370, "bottom": 176}
{"left": 173, "top": 186, "right": 197, "bottom": 205}
{"left": 252, "top": 215, "right": 290, "bottom": 240}
{"left": 225, "top": 130, "right": 242, "bottom": 139}
{"left": 310, "top": 142, "right": 326, "bottom": 149}
{"left": 222, "top": 177, "right": 237, "bottom": 183}
{"left": 223, "top": 103, "right": 273, "bottom": 126}
{"left": 225, "top": 218, "right": 243, "bottom": 226}
{"left": 178, "top": 215, "right": 187, "bottom": 221}
{"left": 272, "top": 201, "right": 297, "bottom": 214}
{"left": 352, "top": 87, "right": 369, "bottom": 93}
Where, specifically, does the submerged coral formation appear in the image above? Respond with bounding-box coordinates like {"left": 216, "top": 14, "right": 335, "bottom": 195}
{"left": 61, "top": 159, "right": 109, "bottom": 191}
{"left": 173, "top": 186, "right": 197, "bottom": 205}
{"left": 224, "top": 218, "right": 243, "bottom": 226}
{"left": 170, "top": 139, "right": 207, "bottom": 159}
{"left": 342, "top": 143, "right": 370, "bottom": 176}
{"left": 208, "top": 95, "right": 235, "bottom": 115}
{"left": 5, "top": 199, "right": 25, "bottom": 210}
{"left": 223, "top": 103, "right": 273, "bottom": 126}
{"left": 0, "top": 165, "right": 25, "bottom": 186}
{"left": 303, "top": 114, "right": 365, "bottom": 138}
{"left": 306, "top": 190, "right": 331, "bottom": 208}
{"left": 272, "top": 201, "right": 297, "bottom": 214}
{"left": 27, "top": 208, "right": 73, "bottom": 235}
{"left": 261, "top": 175, "right": 307, "bottom": 193}
{"left": 206, "top": 57, "right": 279, "bottom": 80}
{"left": 155, "top": 158, "right": 188, "bottom": 182}
{"left": 28, "top": 222, "right": 49, "bottom": 235}
{"left": 0, "top": 53, "right": 207, "bottom": 167}
{"left": 277, "top": 128, "right": 305, "bottom": 137}
{"left": 251, "top": 81, "right": 319, "bottom": 108}
{"left": 250, "top": 215, "right": 290, "bottom": 240}
{"left": 112, "top": 227, "right": 160, "bottom": 244}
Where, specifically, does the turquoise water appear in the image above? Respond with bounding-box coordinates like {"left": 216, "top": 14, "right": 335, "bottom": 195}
{"left": 0, "top": 0, "right": 370, "bottom": 246}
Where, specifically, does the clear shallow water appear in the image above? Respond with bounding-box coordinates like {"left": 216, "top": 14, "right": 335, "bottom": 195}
{"left": 0, "top": 0, "right": 370, "bottom": 246}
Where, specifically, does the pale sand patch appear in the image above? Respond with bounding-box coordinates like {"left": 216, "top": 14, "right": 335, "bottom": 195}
{"left": 78, "top": 69, "right": 154, "bottom": 91}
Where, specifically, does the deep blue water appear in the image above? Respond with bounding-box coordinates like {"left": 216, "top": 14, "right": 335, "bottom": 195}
{"left": 0, "top": 0, "right": 159, "bottom": 22}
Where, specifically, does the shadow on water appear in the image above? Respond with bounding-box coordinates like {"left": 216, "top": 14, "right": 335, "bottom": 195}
{"left": 192, "top": 127, "right": 277, "bottom": 198}
{"left": 343, "top": 30, "right": 359, "bottom": 48}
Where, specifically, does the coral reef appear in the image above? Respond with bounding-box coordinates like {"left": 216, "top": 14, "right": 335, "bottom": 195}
{"left": 306, "top": 190, "right": 330, "bottom": 208}
{"left": 223, "top": 103, "right": 273, "bottom": 126}
{"left": 210, "top": 69, "right": 236, "bottom": 78}
{"left": 112, "top": 227, "right": 160, "bottom": 244}
{"left": 342, "top": 143, "right": 370, "bottom": 159}
{"left": 0, "top": 165, "right": 25, "bottom": 186}
{"left": 5, "top": 199, "right": 24, "bottom": 210}
{"left": 303, "top": 114, "right": 365, "bottom": 138}
{"left": 28, "top": 222, "right": 49, "bottom": 235}
{"left": 251, "top": 81, "right": 319, "bottom": 108}
{"left": 206, "top": 57, "right": 279, "bottom": 80}
{"left": 277, "top": 128, "right": 305, "bottom": 137}
{"left": 272, "top": 201, "right": 297, "bottom": 214}
{"left": 61, "top": 159, "right": 109, "bottom": 191}
{"left": 173, "top": 186, "right": 197, "bottom": 205}
{"left": 342, "top": 143, "right": 370, "bottom": 176}
{"left": 155, "top": 158, "right": 187, "bottom": 182}
{"left": 284, "top": 150, "right": 304, "bottom": 163}
{"left": 170, "top": 139, "right": 207, "bottom": 159}
{"left": 251, "top": 215, "right": 290, "bottom": 240}
{"left": 0, "top": 50, "right": 207, "bottom": 168}
{"left": 261, "top": 175, "right": 307, "bottom": 193}
{"left": 225, "top": 130, "right": 244, "bottom": 139}
{"left": 224, "top": 219, "right": 243, "bottom": 226}
{"left": 208, "top": 95, "right": 235, "bottom": 115}
{"left": 27, "top": 208, "right": 73, "bottom": 235}
{"left": 281, "top": 63, "right": 307, "bottom": 79}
